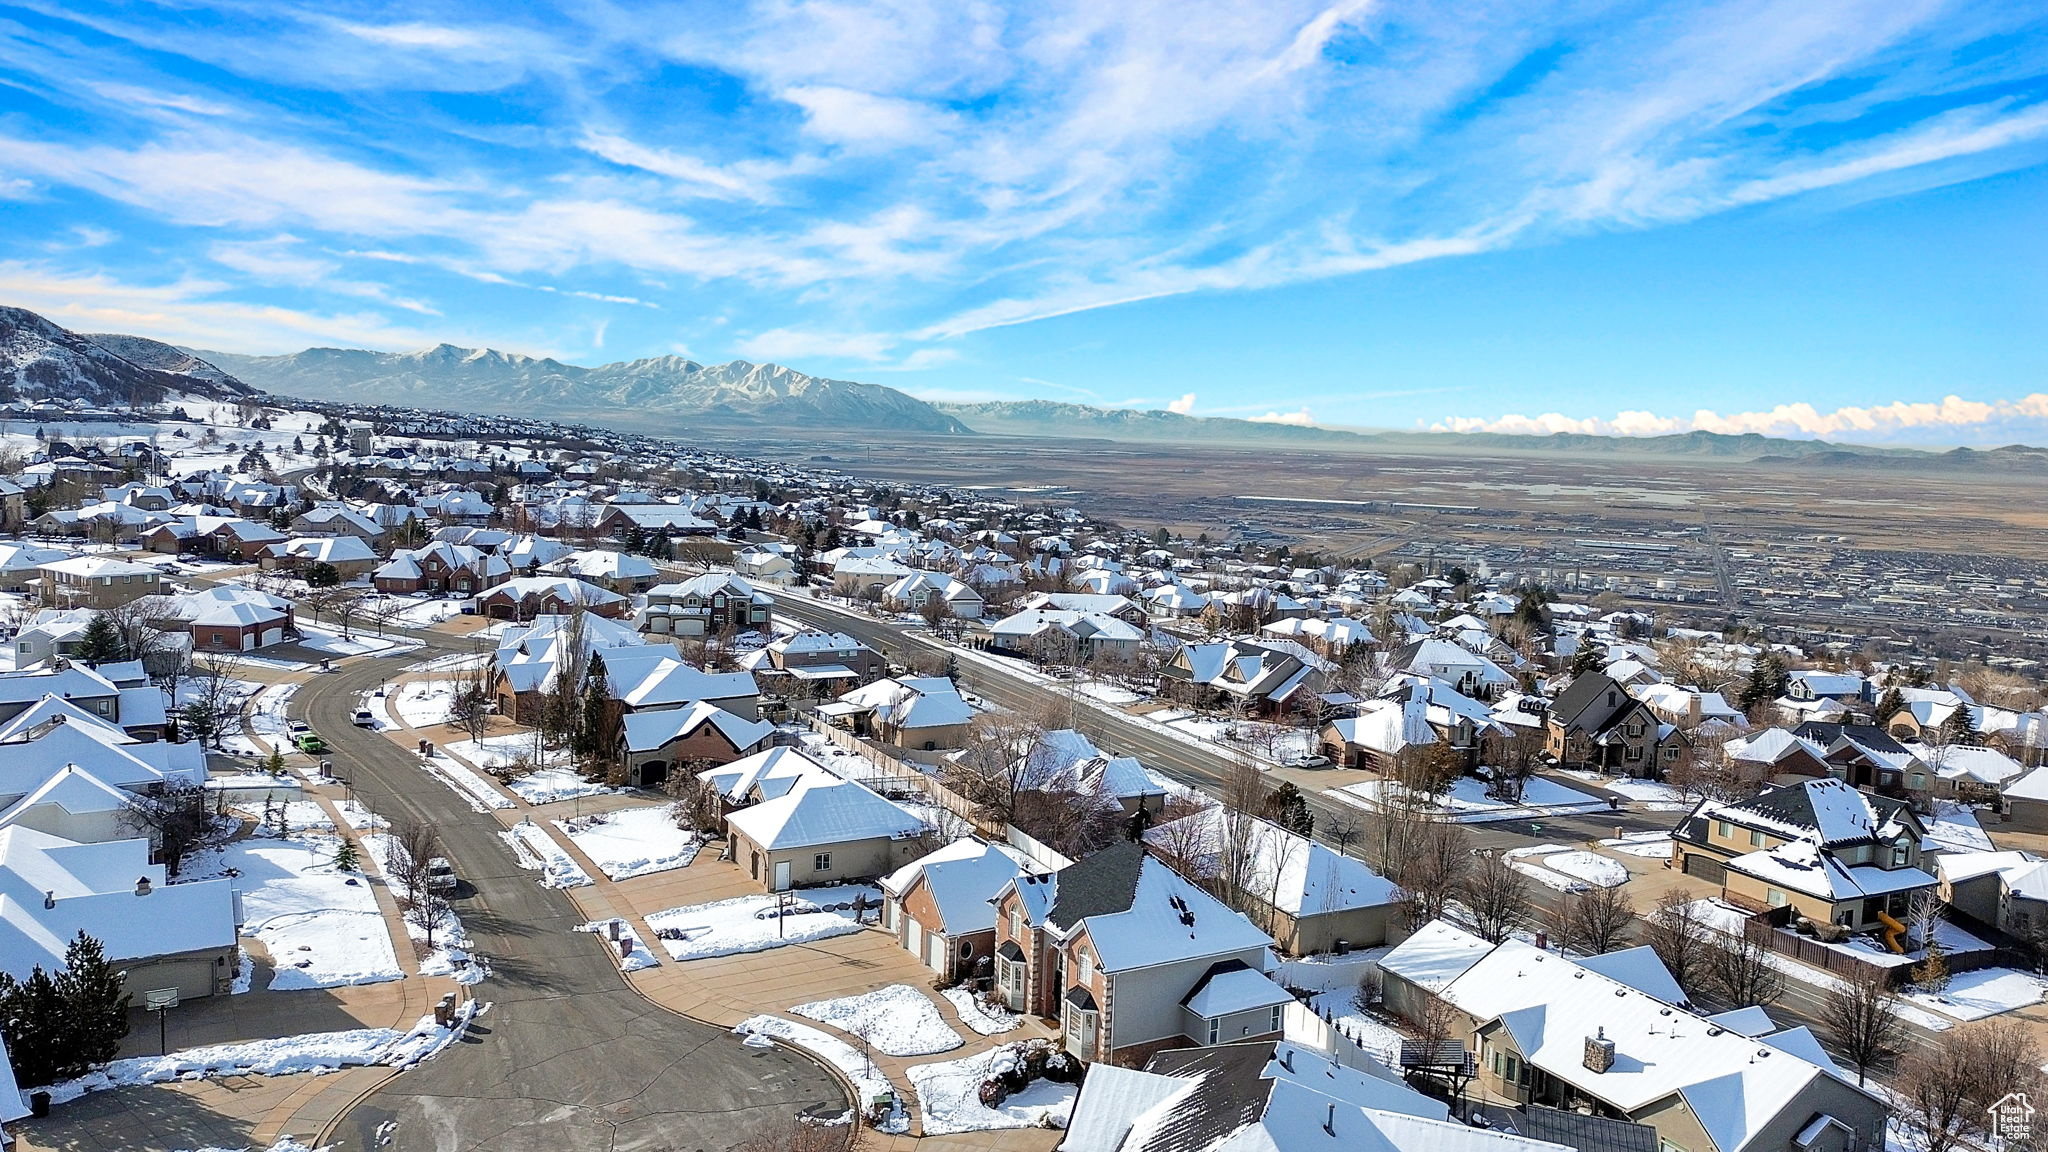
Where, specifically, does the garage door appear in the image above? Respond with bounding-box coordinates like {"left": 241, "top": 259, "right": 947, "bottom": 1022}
{"left": 261, "top": 627, "right": 283, "bottom": 647}
{"left": 1683, "top": 854, "right": 1726, "bottom": 883}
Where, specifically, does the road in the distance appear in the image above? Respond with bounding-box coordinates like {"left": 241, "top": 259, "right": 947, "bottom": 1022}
{"left": 294, "top": 636, "right": 843, "bottom": 1152}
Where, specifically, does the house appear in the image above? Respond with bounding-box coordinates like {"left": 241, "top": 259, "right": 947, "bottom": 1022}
{"left": 290, "top": 505, "right": 386, "bottom": 541}
{"left": 38, "top": 555, "right": 163, "bottom": 608}
{"left": 150, "top": 586, "right": 297, "bottom": 652}
{"left": 10, "top": 608, "right": 96, "bottom": 668}
{"left": 737, "top": 629, "right": 886, "bottom": 688}
{"left": 0, "top": 543, "right": 72, "bottom": 593}
{"left": 733, "top": 545, "right": 800, "bottom": 585}
{"left": 0, "top": 762, "right": 148, "bottom": 846}
{"left": 594, "top": 504, "right": 717, "bottom": 538}
{"left": 987, "top": 608, "right": 1147, "bottom": 662}
{"left": 0, "top": 827, "right": 239, "bottom": 1001}
{"left": 1937, "top": 851, "right": 2048, "bottom": 940}
{"left": 639, "top": 573, "right": 774, "bottom": 638}
{"left": 882, "top": 570, "right": 985, "bottom": 620}
{"left": 724, "top": 775, "right": 928, "bottom": 891}
{"left": 1144, "top": 810, "right": 1403, "bottom": 955}
{"left": 881, "top": 836, "right": 1035, "bottom": 982}
{"left": 265, "top": 535, "right": 380, "bottom": 580}
{"left": 1160, "top": 639, "right": 1332, "bottom": 716}
{"left": 0, "top": 663, "right": 168, "bottom": 742}
{"left": 617, "top": 701, "right": 774, "bottom": 789}
{"left": 1722, "top": 729, "right": 1835, "bottom": 787}
{"left": 817, "top": 676, "right": 975, "bottom": 751}
{"left": 475, "top": 575, "right": 631, "bottom": 622}
{"left": 541, "top": 549, "right": 662, "bottom": 595}
{"left": 1384, "top": 638, "right": 1514, "bottom": 700}
{"left": 1378, "top": 920, "right": 1888, "bottom": 1152}
{"left": 371, "top": 542, "right": 510, "bottom": 596}
{"left": 1017, "top": 593, "right": 1150, "bottom": 628}
{"left": 141, "top": 515, "right": 286, "bottom": 561}
{"left": 829, "top": 555, "right": 916, "bottom": 597}
{"left": 1670, "top": 777, "right": 1934, "bottom": 935}
{"left": 1059, "top": 1040, "right": 1566, "bottom": 1152}
{"left": 698, "top": 746, "right": 833, "bottom": 813}
{"left": 1787, "top": 722, "right": 1926, "bottom": 798}
{"left": 1545, "top": 672, "right": 1673, "bottom": 778}
{"left": 2003, "top": 767, "right": 2048, "bottom": 833}
{"left": 991, "top": 842, "right": 1282, "bottom": 1064}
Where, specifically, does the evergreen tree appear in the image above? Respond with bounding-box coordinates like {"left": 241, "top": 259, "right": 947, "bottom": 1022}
{"left": 1913, "top": 942, "right": 1949, "bottom": 994}
{"left": 1873, "top": 686, "right": 1907, "bottom": 725}
{"left": 263, "top": 746, "right": 287, "bottom": 777}
{"left": 0, "top": 964, "right": 67, "bottom": 1086}
{"left": 53, "top": 932, "right": 130, "bottom": 1072}
{"left": 575, "top": 653, "right": 612, "bottom": 769}
{"left": 1569, "top": 642, "right": 1606, "bottom": 678}
{"left": 620, "top": 523, "right": 645, "bottom": 552}
{"left": 303, "top": 562, "right": 342, "bottom": 588}
{"left": 1939, "top": 705, "right": 1977, "bottom": 746}
{"left": 1260, "top": 782, "right": 1316, "bottom": 837}
{"left": 1738, "top": 652, "right": 1791, "bottom": 711}
{"left": 333, "top": 838, "right": 362, "bottom": 872}
{"left": 73, "top": 613, "right": 127, "bottom": 666}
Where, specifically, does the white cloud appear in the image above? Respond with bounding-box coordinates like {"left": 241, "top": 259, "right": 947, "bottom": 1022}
{"left": 1435, "top": 393, "right": 2048, "bottom": 445}
{"left": 1166, "top": 393, "right": 1196, "bottom": 414}
{"left": 1248, "top": 408, "right": 1316, "bottom": 427}
{"left": 732, "top": 326, "right": 897, "bottom": 362}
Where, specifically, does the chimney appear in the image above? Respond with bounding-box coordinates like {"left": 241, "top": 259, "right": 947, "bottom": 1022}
{"left": 43, "top": 891, "right": 54, "bottom": 909}
{"left": 135, "top": 876, "right": 153, "bottom": 896}
{"left": 1584, "top": 1028, "right": 1616, "bottom": 1074}
{"left": 1280, "top": 1048, "right": 1294, "bottom": 1073}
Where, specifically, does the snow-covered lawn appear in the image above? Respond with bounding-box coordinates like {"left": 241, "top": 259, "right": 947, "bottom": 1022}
{"left": 793, "top": 984, "right": 962, "bottom": 1056}
{"left": 1923, "top": 805, "right": 1996, "bottom": 854}
{"left": 1335, "top": 775, "right": 1606, "bottom": 823}
{"left": 1273, "top": 949, "right": 1389, "bottom": 994}
{"left": 40, "top": 1002, "right": 480, "bottom": 1107}
{"left": 943, "top": 988, "right": 1021, "bottom": 1035}
{"left": 555, "top": 806, "right": 701, "bottom": 880}
{"left": 1599, "top": 832, "right": 1675, "bottom": 858}
{"left": 906, "top": 1046, "right": 1077, "bottom": 1135}
{"left": 1306, "top": 989, "right": 1406, "bottom": 1064}
{"left": 377, "top": 596, "right": 470, "bottom": 629}
{"left": 406, "top": 651, "right": 490, "bottom": 674}
{"left": 576, "top": 918, "right": 660, "bottom": 972}
{"left": 1906, "top": 967, "right": 2048, "bottom": 1021}
{"left": 295, "top": 621, "right": 415, "bottom": 659}
{"left": 505, "top": 766, "right": 616, "bottom": 806}
{"left": 501, "top": 823, "right": 592, "bottom": 889}
{"left": 416, "top": 749, "right": 514, "bottom": 812}
{"left": 1557, "top": 771, "right": 1691, "bottom": 810}
{"left": 1683, "top": 900, "right": 1957, "bottom": 1031}
{"left": 732, "top": 1016, "right": 908, "bottom": 1133}
{"left": 1509, "top": 848, "right": 1630, "bottom": 889}
{"left": 394, "top": 680, "right": 457, "bottom": 729}
{"left": 1073, "top": 680, "right": 1143, "bottom": 706}
{"left": 446, "top": 732, "right": 570, "bottom": 772}
{"left": 221, "top": 681, "right": 298, "bottom": 756}
{"left": 645, "top": 885, "right": 880, "bottom": 961}
{"left": 196, "top": 833, "right": 403, "bottom": 991}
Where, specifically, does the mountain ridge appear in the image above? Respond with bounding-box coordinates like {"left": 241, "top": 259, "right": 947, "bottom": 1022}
{"left": 192, "top": 343, "right": 972, "bottom": 433}
{"left": 0, "top": 306, "right": 252, "bottom": 407}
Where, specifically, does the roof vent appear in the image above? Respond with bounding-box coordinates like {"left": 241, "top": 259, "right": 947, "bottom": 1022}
{"left": 43, "top": 890, "right": 54, "bottom": 910}
{"left": 1584, "top": 1028, "right": 1616, "bottom": 1074}
{"left": 1322, "top": 1102, "right": 1336, "bottom": 1137}
{"left": 135, "top": 876, "right": 153, "bottom": 896}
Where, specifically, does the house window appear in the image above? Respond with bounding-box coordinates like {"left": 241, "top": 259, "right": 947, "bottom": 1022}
{"left": 813, "top": 852, "right": 832, "bottom": 871}
{"left": 1008, "top": 910, "right": 1020, "bottom": 939}
{"left": 1207, "top": 1018, "right": 1220, "bottom": 1044}
{"left": 1910, "top": 773, "right": 1926, "bottom": 790}
{"left": 1892, "top": 844, "right": 1909, "bottom": 867}
{"left": 1767, "top": 888, "right": 1788, "bottom": 907}
{"left": 1717, "top": 820, "right": 1733, "bottom": 838}
{"left": 1749, "top": 829, "right": 1766, "bottom": 848}
{"left": 1078, "top": 949, "right": 1094, "bottom": 983}
{"left": 1268, "top": 1004, "right": 1284, "bottom": 1034}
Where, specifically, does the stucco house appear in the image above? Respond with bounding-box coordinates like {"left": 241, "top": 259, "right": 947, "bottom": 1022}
{"left": 724, "top": 775, "right": 928, "bottom": 891}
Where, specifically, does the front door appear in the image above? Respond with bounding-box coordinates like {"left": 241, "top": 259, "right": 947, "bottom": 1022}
{"left": 772, "top": 860, "right": 791, "bottom": 891}
{"left": 1004, "top": 961, "right": 1025, "bottom": 1012}
{"left": 927, "top": 933, "right": 945, "bottom": 974}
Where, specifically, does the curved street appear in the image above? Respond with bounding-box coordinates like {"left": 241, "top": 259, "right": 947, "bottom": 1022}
{"left": 293, "top": 633, "right": 845, "bottom": 1152}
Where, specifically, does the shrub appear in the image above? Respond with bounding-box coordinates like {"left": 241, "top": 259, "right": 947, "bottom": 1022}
{"left": 1043, "top": 1051, "right": 1083, "bottom": 1083}
{"left": 978, "top": 1078, "right": 1008, "bottom": 1108}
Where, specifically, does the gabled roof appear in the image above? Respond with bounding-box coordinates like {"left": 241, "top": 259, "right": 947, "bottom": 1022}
{"left": 1050, "top": 845, "right": 1273, "bottom": 971}
{"left": 881, "top": 836, "right": 1033, "bottom": 935}
{"left": 724, "top": 776, "right": 926, "bottom": 850}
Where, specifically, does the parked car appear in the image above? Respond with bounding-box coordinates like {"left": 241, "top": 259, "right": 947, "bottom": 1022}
{"left": 425, "top": 857, "right": 458, "bottom": 893}
{"left": 1282, "top": 752, "right": 1331, "bottom": 769}
{"left": 296, "top": 733, "right": 329, "bottom": 754}
{"left": 351, "top": 710, "right": 377, "bottom": 727}
{"left": 287, "top": 720, "right": 311, "bottom": 738}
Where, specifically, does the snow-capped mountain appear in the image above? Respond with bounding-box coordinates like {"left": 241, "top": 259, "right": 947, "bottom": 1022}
{"left": 194, "top": 343, "right": 971, "bottom": 433}
{"left": 0, "top": 306, "right": 252, "bottom": 407}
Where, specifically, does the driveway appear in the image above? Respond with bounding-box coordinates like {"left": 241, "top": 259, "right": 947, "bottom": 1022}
{"left": 296, "top": 639, "right": 846, "bottom": 1151}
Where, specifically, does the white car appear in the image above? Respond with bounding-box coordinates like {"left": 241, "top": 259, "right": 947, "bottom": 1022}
{"left": 351, "top": 709, "right": 377, "bottom": 728}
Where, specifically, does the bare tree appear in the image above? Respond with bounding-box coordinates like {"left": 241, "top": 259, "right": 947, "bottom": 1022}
{"left": 1325, "top": 810, "right": 1363, "bottom": 858}
{"left": 1706, "top": 932, "right": 1783, "bottom": 1007}
{"left": 1461, "top": 849, "right": 1528, "bottom": 943}
{"left": 119, "top": 780, "right": 221, "bottom": 877}
{"left": 1821, "top": 966, "right": 1905, "bottom": 1087}
{"left": 1553, "top": 884, "right": 1635, "bottom": 957}
{"left": 1640, "top": 891, "right": 1715, "bottom": 1000}
{"left": 1903, "top": 1020, "right": 2044, "bottom": 1152}
{"left": 942, "top": 711, "right": 1050, "bottom": 827}
{"left": 180, "top": 653, "right": 246, "bottom": 749}
{"left": 447, "top": 655, "right": 495, "bottom": 743}
{"left": 385, "top": 820, "right": 450, "bottom": 950}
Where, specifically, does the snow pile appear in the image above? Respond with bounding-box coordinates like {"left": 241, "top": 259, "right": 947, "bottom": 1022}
{"left": 576, "top": 918, "right": 661, "bottom": 973}
{"left": 406, "top": 651, "right": 489, "bottom": 674}
{"left": 1599, "top": 832, "right": 1674, "bottom": 858}
{"left": 501, "top": 823, "right": 593, "bottom": 889}
{"left": 221, "top": 835, "right": 404, "bottom": 990}
{"left": 1906, "top": 967, "right": 2048, "bottom": 1021}
{"left": 732, "top": 1015, "right": 908, "bottom": 1133}
{"left": 942, "top": 988, "right": 1021, "bottom": 1036}
{"left": 556, "top": 806, "right": 702, "bottom": 880}
{"left": 793, "top": 984, "right": 963, "bottom": 1056}
{"left": 447, "top": 733, "right": 571, "bottom": 771}
{"left": 645, "top": 885, "right": 879, "bottom": 961}
{"left": 38, "top": 1000, "right": 481, "bottom": 1107}
{"left": 506, "top": 766, "right": 616, "bottom": 806}
{"left": 906, "top": 1045, "right": 1077, "bottom": 1135}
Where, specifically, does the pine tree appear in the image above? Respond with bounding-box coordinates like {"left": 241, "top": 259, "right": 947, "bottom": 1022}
{"left": 1260, "top": 782, "right": 1316, "bottom": 837}
{"left": 54, "top": 932, "right": 130, "bottom": 1072}
{"left": 1913, "top": 942, "right": 1950, "bottom": 995}
{"left": 1873, "top": 686, "right": 1907, "bottom": 725}
{"left": 1738, "top": 652, "right": 1791, "bottom": 711}
{"left": 333, "top": 838, "right": 361, "bottom": 872}
{"left": 575, "top": 653, "right": 612, "bottom": 771}
{"left": 0, "top": 964, "right": 67, "bottom": 1086}
{"left": 263, "top": 746, "right": 287, "bottom": 777}
{"left": 1939, "top": 705, "right": 1977, "bottom": 746}
{"left": 74, "top": 612, "right": 127, "bottom": 666}
{"left": 1569, "top": 642, "right": 1606, "bottom": 678}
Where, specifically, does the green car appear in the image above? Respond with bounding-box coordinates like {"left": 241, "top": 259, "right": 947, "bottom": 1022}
{"left": 296, "top": 733, "right": 329, "bottom": 754}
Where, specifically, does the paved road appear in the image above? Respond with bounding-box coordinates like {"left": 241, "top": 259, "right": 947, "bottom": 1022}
{"left": 294, "top": 637, "right": 844, "bottom": 1152}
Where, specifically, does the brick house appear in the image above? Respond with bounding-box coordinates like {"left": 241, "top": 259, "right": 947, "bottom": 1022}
{"left": 881, "top": 837, "right": 1035, "bottom": 983}
{"left": 372, "top": 542, "right": 510, "bottom": 596}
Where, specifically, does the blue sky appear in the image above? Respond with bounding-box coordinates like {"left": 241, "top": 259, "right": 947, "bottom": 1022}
{"left": 1, "top": 1, "right": 2045, "bottom": 443}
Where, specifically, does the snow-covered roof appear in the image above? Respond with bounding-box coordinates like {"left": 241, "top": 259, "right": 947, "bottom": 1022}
{"left": 725, "top": 776, "right": 926, "bottom": 851}
{"left": 1145, "top": 810, "right": 1399, "bottom": 917}
{"left": 1180, "top": 960, "right": 1292, "bottom": 1017}
{"left": 881, "top": 836, "right": 1032, "bottom": 935}
{"left": 1377, "top": 919, "right": 1494, "bottom": 992}
{"left": 619, "top": 701, "right": 772, "bottom": 755}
